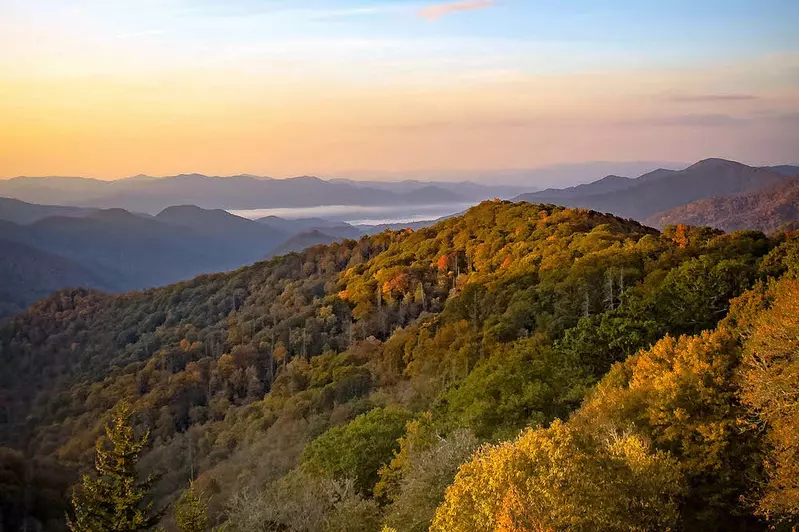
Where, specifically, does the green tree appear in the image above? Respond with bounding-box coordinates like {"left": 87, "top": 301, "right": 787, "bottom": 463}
{"left": 301, "top": 408, "right": 411, "bottom": 494}
{"left": 174, "top": 482, "right": 208, "bottom": 532}
{"left": 67, "top": 401, "right": 155, "bottom": 532}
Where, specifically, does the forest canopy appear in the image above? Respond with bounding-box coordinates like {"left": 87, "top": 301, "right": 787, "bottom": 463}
{"left": 0, "top": 200, "right": 797, "bottom": 531}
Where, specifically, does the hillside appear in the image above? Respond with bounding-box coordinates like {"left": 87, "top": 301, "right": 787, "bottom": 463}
{"left": 269, "top": 229, "right": 346, "bottom": 256}
{"left": 0, "top": 197, "right": 98, "bottom": 224}
{"left": 0, "top": 205, "right": 306, "bottom": 316}
{"left": 515, "top": 158, "right": 791, "bottom": 221}
{"left": 0, "top": 239, "right": 109, "bottom": 317}
{"left": 646, "top": 176, "right": 799, "bottom": 232}
{"left": 528, "top": 174, "right": 638, "bottom": 200}
{"left": 155, "top": 205, "right": 287, "bottom": 243}
{"left": 1, "top": 200, "right": 796, "bottom": 530}
{"left": 0, "top": 210, "right": 281, "bottom": 289}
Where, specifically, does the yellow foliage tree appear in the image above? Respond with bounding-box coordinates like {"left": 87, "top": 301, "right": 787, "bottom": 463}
{"left": 431, "top": 420, "right": 684, "bottom": 532}
{"left": 739, "top": 278, "right": 799, "bottom": 520}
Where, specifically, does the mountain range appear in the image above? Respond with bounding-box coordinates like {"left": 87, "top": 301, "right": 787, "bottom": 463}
{"left": 0, "top": 174, "right": 524, "bottom": 214}
{"left": 515, "top": 158, "right": 799, "bottom": 222}
{"left": 2, "top": 157, "right": 799, "bottom": 318}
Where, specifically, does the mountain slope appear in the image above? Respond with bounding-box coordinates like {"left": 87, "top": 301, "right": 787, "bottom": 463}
{"left": 269, "top": 229, "right": 346, "bottom": 256}
{"left": 524, "top": 174, "right": 637, "bottom": 200}
{"left": 0, "top": 238, "right": 109, "bottom": 317}
{"left": 0, "top": 197, "right": 98, "bottom": 224}
{"left": 0, "top": 200, "right": 788, "bottom": 530}
{"left": 0, "top": 201, "right": 368, "bottom": 317}
{"left": 258, "top": 216, "right": 362, "bottom": 240}
{"left": 764, "top": 164, "right": 799, "bottom": 176}
{"left": 0, "top": 206, "right": 292, "bottom": 309}
{"left": 514, "top": 158, "right": 791, "bottom": 221}
{"left": 155, "top": 204, "right": 287, "bottom": 244}
{"left": 646, "top": 176, "right": 799, "bottom": 232}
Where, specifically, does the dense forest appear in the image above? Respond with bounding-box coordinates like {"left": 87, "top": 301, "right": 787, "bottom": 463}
{"left": 0, "top": 200, "right": 797, "bottom": 531}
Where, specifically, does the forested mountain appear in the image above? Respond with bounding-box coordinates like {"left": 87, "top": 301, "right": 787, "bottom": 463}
{"left": 0, "top": 239, "right": 109, "bottom": 318}
{"left": 1, "top": 200, "right": 797, "bottom": 531}
{"left": 0, "top": 208, "right": 288, "bottom": 317}
{"left": 0, "top": 199, "right": 446, "bottom": 318}
{"left": 647, "top": 176, "right": 799, "bottom": 232}
{"left": 515, "top": 158, "right": 793, "bottom": 221}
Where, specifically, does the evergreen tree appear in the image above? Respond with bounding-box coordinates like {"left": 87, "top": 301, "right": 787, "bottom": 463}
{"left": 174, "top": 482, "right": 208, "bottom": 532}
{"left": 67, "top": 401, "right": 155, "bottom": 531}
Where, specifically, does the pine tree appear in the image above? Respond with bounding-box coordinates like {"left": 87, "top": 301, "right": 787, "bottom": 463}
{"left": 67, "top": 401, "right": 156, "bottom": 532}
{"left": 174, "top": 482, "right": 208, "bottom": 532}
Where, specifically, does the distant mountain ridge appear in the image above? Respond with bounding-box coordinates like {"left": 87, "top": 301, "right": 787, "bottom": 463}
{"left": 647, "top": 175, "right": 799, "bottom": 233}
{"left": 0, "top": 173, "right": 511, "bottom": 214}
{"left": 529, "top": 174, "right": 638, "bottom": 200}
{"left": 514, "top": 158, "right": 794, "bottom": 221}
{"left": 3, "top": 157, "right": 798, "bottom": 317}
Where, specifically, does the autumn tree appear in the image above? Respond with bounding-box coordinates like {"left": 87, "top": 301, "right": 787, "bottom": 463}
{"left": 571, "top": 325, "right": 763, "bottom": 528}
{"left": 67, "top": 401, "right": 156, "bottom": 532}
{"left": 739, "top": 278, "right": 799, "bottom": 521}
{"left": 431, "top": 420, "right": 684, "bottom": 532}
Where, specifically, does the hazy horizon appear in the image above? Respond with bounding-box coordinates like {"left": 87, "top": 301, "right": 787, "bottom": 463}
{"left": 0, "top": 158, "right": 692, "bottom": 184}
{"left": 2, "top": 0, "right": 797, "bottom": 181}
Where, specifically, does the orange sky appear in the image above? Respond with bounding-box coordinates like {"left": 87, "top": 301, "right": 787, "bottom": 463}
{"left": 1, "top": 1, "right": 798, "bottom": 179}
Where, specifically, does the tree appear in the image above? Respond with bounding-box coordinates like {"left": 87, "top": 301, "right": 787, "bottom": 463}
{"left": 382, "top": 429, "right": 479, "bottom": 532}
{"left": 67, "top": 401, "right": 156, "bottom": 532}
{"left": 572, "top": 324, "right": 762, "bottom": 529}
{"left": 174, "top": 482, "right": 208, "bottom": 532}
{"left": 221, "top": 471, "right": 380, "bottom": 532}
{"left": 431, "top": 420, "right": 684, "bottom": 532}
{"left": 739, "top": 278, "right": 799, "bottom": 521}
{"left": 301, "top": 408, "right": 411, "bottom": 494}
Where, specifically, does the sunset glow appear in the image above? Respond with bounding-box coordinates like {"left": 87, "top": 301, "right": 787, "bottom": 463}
{"left": 1, "top": 0, "right": 798, "bottom": 179}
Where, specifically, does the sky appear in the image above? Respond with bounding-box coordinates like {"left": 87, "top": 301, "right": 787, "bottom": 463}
{"left": 1, "top": 0, "right": 798, "bottom": 180}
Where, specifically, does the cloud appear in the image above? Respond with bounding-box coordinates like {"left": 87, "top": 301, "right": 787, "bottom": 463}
{"left": 666, "top": 93, "right": 760, "bottom": 103}
{"left": 418, "top": 1, "right": 497, "bottom": 21}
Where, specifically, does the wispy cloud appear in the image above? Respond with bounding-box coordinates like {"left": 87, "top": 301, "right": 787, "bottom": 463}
{"left": 666, "top": 93, "right": 760, "bottom": 103}
{"left": 419, "top": 1, "right": 497, "bottom": 21}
